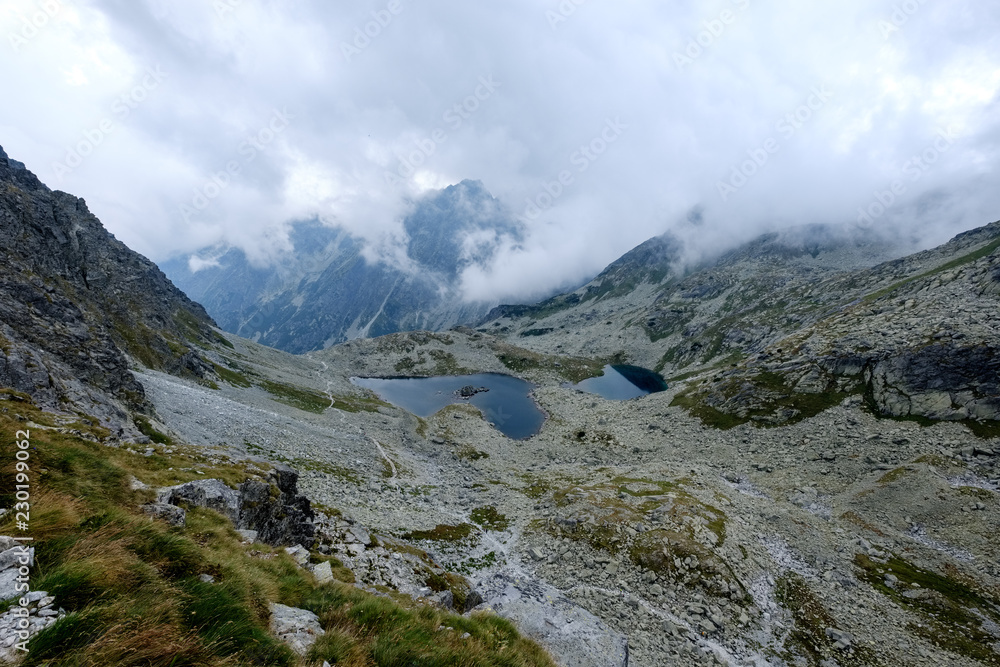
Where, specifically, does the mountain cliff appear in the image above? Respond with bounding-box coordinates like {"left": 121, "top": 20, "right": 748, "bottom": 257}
{"left": 481, "top": 221, "right": 1000, "bottom": 428}
{"left": 162, "top": 180, "right": 520, "bottom": 354}
{"left": 0, "top": 144, "right": 221, "bottom": 424}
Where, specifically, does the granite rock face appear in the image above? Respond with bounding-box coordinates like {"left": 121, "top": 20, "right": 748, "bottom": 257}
{"left": 157, "top": 465, "right": 315, "bottom": 548}
{"left": 161, "top": 180, "right": 520, "bottom": 353}
{"left": 0, "top": 145, "right": 220, "bottom": 426}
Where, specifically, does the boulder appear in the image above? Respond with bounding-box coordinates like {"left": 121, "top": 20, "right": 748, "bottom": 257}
{"left": 157, "top": 479, "right": 239, "bottom": 524}
{"left": 269, "top": 603, "right": 324, "bottom": 656}
{"left": 157, "top": 464, "right": 315, "bottom": 548}
{"left": 141, "top": 502, "right": 186, "bottom": 527}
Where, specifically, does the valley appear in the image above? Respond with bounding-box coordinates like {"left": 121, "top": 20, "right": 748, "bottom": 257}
{"left": 1, "top": 144, "right": 998, "bottom": 665}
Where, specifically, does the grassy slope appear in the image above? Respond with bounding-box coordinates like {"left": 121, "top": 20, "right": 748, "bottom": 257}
{"left": 0, "top": 390, "right": 555, "bottom": 667}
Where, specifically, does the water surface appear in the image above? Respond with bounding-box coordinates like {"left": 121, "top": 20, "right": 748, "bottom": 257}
{"left": 568, "top": 365, "right": 668, "bottom": 400}
{"left": 352, "top": 373, "right": 545, "bottom": 440}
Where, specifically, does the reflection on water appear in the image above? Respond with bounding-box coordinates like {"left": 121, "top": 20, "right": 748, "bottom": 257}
{"left": 351, "top": 373, "right": 545, "bottom": 440}
{"left": 568, "top": 365, "right": 668, "bottom": 400}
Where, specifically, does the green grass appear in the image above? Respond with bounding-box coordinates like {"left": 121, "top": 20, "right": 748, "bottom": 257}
{"left": 0, "top": 391, "right": 555, "bottom": 667}
{"left": 260, "top": 380, "right": 330, "bottom": 414}
{"left": 470, "top": 506, "right": 510, "bottom": 532}
{"left": 774, "top": 573, "right": 879, "bottom": 666}
{"left": 864, "top": 236, "right": 1000, "bottom": 304}
{"left": 403, "top": 523, "right": 475, "bottom": 542}
{"left": 133, "top": 416, "right": 171, "bottom": 445}
{"left": 855, "top": 553, "right": 1000, "bottom": 664}
{"left": 303, "top": 587, "right": 553, "bottom": 666}
{"left": 672, "top": 370, "right": 856, "bottom": 430}
{"left": 213, "top": 362, "right": 253, "bottom": 388}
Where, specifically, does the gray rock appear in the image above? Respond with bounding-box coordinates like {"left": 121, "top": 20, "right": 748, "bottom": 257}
{"left": 269, "top": 602, "right": 325, "bottom": 656}
{"left": 285, "top": 545, "right": 311, "bottom": 566}
{"left": 313, "top": 560, "right": 334, "bottom": 585}
{"left": 158, "top": 480, "right": 239, "bottom": 523}
{"left": 142, "top": 502, "right": 186, "bottom": 527}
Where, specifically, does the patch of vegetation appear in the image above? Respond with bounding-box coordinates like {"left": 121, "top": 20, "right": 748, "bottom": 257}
{"left": 291, "top": 459, "right": 362, "bottom": 485}
{"left": 491, "top": 342, "right": 604, "bottom": 384}
{"left": 456, "top": 446, "right": 489, "bottom": 461}
{"left": 260, "top": 380, "right": 329, "bottom": 414}
{"left": 403, "top": 523, "right": 475, "bottom": 542}
{"left": 0, "top": 394, "right": 554, "bottom": 667}
{"left": 670, "top": 392, "right": 747, "bottom": 430}
{"left": 453, "top": 551, "right": 499, "bottom": 576}
{"left": 302, "top": 586, "right": 554, "bottom": 667}
{"left": 470, "top": 506, "right": 510, "bottom": 532}
{"left": 864, "top": 235, "right": 1000, "bottom": 304}
{"left": 133, "top": 416, "right": 171, "bottom": 446}
{"left": 520, "top": 328, "right": 555, "bottom": 337}
{"left": 673, "top": 370, "right": 856, "bottom": 431}
{"left": 212, "top": 362, "right": 252, "bottom": 388}
{"left": 395, "top": 357, "right": 418, "bottom": 373}
{"left": 774, "top": 573, "right": 879, "bottom": 666}
{"left": 876, "top": 467, "right": 914, "bottom": 485}
{"left": 965, "top": 419, "right": 1000, "bottom": 440}
{"left": 855, "top": 553, "right": 1000, "bottom": 665}
{"left": 428, "top": 349, "right": 474, "bottom": 375}
{"left": 518, "top": 475, "right": 552, "bottom": 500}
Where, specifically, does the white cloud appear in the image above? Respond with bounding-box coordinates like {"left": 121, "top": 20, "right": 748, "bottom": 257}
{"left": 0, "top": 0, "right": 998, "bottom": 304}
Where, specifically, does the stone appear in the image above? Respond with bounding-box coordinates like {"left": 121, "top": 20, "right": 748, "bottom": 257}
{"left": 198, "top": 574, "right": 215, "bottom": 583}
{"left": 269, "top": 603, "right": 324, "bottom": 656}
{"left": 158, "top": 480, "right": 240, "bottom": 523}
{"left": 236, "top": 529, "right": 259, "bottom": 543}
{"left": 529, "top": 548, "right": 546, "bottom": 561}
{"left": 349, "top": 525, "right": 371, "bottom": 546}
{"left": 313, "top": 560, "right": 334, "bottom": 585}
{"left": 285, "top": 545, "right": 311, "bottom": 566}
{"left": 141, "top": 502, "right": 186, "bottom": 527}
{"left": 431, "top": 590, "right": 454, "bottom": 610}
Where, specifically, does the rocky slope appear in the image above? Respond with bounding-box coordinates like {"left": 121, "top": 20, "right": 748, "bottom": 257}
{"left": 481, "top": 221, "right": 1000, "bottom": 427}
{"left": 162, "top": 180, "right": 520, "bottom": 353}
{"left": 481, "top": 225, "right": 915, "bottom": 369}
{"left": 136, "top": 326, "right": 1000, "bottom": 666}
{"left": 3, "top": 143, "right": 1000, "bottom": 665}
{"left": 0, "top": 144, "right": 222, "bottom": 426}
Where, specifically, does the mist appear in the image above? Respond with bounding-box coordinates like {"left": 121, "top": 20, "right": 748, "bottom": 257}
{"left": 2, "top": 0, "right": 999, "bottom": 304}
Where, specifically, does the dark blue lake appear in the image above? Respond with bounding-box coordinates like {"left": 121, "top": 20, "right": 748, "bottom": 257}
{"left": 351, "top": 373, "right": 545, "bottom": 440}
{"left": 568, "top": 365, "right": 668, "bottom": 400}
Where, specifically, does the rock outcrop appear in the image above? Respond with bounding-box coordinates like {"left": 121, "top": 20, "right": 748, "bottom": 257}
{"left": 156, "top": 464, "right": 315, "bottom": 548}
{"left": 0, "top": 145, "right": 221, "bottom": 426}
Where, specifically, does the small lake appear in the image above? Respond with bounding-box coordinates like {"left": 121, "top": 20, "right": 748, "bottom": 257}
{"left": 351, "top": 373, "right": 545, "bottom": 440}
{"left": 568, "top": 365, "right": 668, "bottom": 400}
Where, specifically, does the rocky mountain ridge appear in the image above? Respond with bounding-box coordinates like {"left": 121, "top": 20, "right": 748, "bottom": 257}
{"left": 0, "top": 144, "right": 221, "bottom": 427}
{"left": 162, "top": 180, "right": 521, "bottom": 353}
{"left": 481, "top": 220, "right": 1000, "bottom": 429}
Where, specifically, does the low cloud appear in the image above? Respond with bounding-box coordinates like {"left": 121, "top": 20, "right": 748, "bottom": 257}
{"left": 0, "top": 0, "right": 997, "bottom": 304}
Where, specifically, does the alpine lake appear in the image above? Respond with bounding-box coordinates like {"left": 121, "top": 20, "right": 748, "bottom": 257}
{"left": 352, "top": 364, "right": 666, "bottom": 440}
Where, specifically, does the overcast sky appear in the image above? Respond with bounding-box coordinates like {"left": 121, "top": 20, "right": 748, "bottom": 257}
{"left": 2, "top": 0, "right": 999, "bottom": 303}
